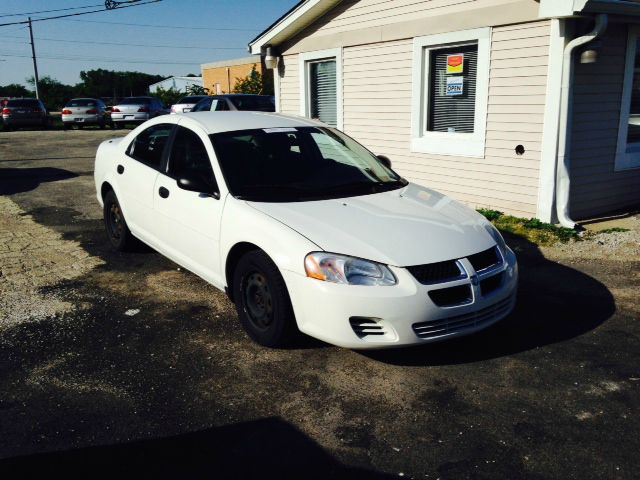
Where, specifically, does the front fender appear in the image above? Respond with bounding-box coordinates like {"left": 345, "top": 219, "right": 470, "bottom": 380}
{"left": 220, "top": 197, "right": 321, "bottom": 286}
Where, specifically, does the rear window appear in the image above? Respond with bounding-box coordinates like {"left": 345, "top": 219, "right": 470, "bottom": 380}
{"left": 227, "top": 96, "right": 275, "bottom": 112}
{"left": 120, "top": 97, "right": 151, "bottom": 105}
{"left": 66, "top": 99, "right": 97, "bottom": 107}
{"left": 7, "top": 99, "right": 40, "bottom": 107}
{"left": 178, "top": 96, "right": 207, "bottom": 104}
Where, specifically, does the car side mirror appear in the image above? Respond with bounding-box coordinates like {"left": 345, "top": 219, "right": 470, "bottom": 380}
{"left": 377, "top": 155, "right": 392, "bottom": 169}
{"left": 177, "top": 175, "right": 220, "bottom": 199}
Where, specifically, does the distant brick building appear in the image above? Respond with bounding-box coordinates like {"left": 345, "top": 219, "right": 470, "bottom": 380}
{"left": 201, "top": 56, "right": 266, "bottom": 94}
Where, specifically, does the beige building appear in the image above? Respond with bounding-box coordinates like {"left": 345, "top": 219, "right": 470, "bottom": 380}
{"left": 250, "top": 0, "right": 640, "bottom": 226}
{"left": 201, "top": 56, "right": 265, "bottom": 94}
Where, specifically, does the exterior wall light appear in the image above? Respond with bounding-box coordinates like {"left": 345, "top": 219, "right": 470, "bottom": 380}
{"left": 264, "top": 45, "right": 278, "bottom": 70}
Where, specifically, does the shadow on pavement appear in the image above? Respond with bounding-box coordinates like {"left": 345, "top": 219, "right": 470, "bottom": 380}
{"left": 0, "top": 167, "right": 79, "bottom": 195}
{"left": 0, "top": 417, "right": 393, "bottom": 479}
{"left": 362, "top": 233, "right": 616, "bottom": 366}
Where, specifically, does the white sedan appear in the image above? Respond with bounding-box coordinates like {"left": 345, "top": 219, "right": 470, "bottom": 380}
{"left": 94, "top": 112, "right": 518, "bottom": 349}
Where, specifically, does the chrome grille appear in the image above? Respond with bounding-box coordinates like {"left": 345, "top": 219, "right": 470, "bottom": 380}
{"left": 406, "top": 260, "right": 465, "bottom": 284}
{"left": 412, "top": 296, "right": 514, "bottom": 339}
{"left": 467, "top": 247, "right": 501, "bottom": 272}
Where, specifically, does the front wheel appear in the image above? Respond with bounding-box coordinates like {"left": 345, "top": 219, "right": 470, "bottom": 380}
{"left": 103, "top": 190, "right": 135, "bottom": 251}
{"left": 233, "top": 250, "right": 298, "bottom": 347}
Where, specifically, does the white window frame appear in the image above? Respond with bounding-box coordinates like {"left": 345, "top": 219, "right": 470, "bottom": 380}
{"left": 411, "top": 28, "right": 491, "bottom": 158}
{"left": 616, "top": 25, "right": 640, "bottom": 171}
{"left": 299, "top": 48, "right": 343, "bottom": 130}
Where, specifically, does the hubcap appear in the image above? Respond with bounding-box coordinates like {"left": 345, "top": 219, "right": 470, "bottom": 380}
{"left": 108, "top": 203, "right": 124, "bottom": 240}
{"left": 243, "top": 272, "right": 273, "bottom": 330}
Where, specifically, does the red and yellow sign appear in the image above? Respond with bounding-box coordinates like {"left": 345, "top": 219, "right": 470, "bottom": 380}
{"left": 446, "top": 54, "right": 464, "bottom": 74}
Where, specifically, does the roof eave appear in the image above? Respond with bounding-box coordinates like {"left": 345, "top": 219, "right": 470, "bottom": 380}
{"left": 539, "top": 0, "right": 640, "bottom": 18}
{"left": 248, "top": 0, "right": 342, "bottom": 54}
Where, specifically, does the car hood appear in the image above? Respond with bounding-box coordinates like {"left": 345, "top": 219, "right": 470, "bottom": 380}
{"left": 247, "top": 183, "right": 496, "bottom": 267}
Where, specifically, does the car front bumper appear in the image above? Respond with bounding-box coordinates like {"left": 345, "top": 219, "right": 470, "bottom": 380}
{"left": 282, "top": 246, "right": 518, "bottom": 349}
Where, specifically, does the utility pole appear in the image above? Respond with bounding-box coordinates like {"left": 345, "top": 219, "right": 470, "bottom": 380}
{"left": 28, "top": 17, "right": 40, "bottom": 99}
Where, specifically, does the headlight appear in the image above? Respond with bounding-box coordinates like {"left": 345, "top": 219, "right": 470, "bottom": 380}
{"left": 485, "top": 223, "right": 507, "bottom": 254}
{"left": 304, "top": 252, "right": 396, "bottom": 286}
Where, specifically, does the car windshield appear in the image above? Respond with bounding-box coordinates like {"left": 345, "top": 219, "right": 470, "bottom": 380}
{"left": 120, "top": 97, "right": 150, "bottom": 105}
{"left": 227, "top": 96, "right": 274, "bottom": 112}
{"left": 7, "top": 99, "right": 40, "bottom": 107}
{"left": 210, "top": 126, "right": 407, "bottom": 202}
{"left": 67, "top": 99, "right": 96, "bottom": 107}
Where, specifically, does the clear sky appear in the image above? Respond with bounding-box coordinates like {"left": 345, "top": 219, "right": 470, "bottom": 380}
{"left": 0, "top": 0, "right": 299, "bottom": 87}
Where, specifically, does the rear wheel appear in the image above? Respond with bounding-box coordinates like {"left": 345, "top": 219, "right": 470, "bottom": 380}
{"left": 103, "top": 190, "right": 134, "bottom": 251}
{"left": 233, "top": 250, "right": 298, "bottom": 347}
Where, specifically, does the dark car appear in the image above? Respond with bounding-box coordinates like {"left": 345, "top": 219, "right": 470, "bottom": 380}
{"left": 2, "top": 98, "right": 48, "bottom": 131}
{"left": 190, "top": 94, "right": 275, "bottom": 113}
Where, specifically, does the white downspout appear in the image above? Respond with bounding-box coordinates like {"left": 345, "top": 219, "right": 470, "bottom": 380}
{"left": 556, "top": 14, "right": 608, "bottom": 228}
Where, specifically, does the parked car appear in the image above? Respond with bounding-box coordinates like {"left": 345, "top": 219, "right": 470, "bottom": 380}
{"left": 94, "top": 112, "right": 517, "bottom": 349}
{"left": 2, "top": 98, "right": 48, "bottom": 131}
{"left": 170, "top": 95, "right": 209, "bottom": 114}
{"left": 110, "top": 96, "right": 166, "bottom": 128}
{"left": 190, "top": 94, "right": 275, "bottom": 113}
{"left": 61, "top": 98, "right": 110, "bottom": 129}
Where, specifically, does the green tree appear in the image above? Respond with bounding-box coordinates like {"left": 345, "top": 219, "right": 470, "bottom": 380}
{"left": 0, "top": 83, "right": 33, "bottom": 98}
{"left": 186, "top": 84, "right": 209, "bottom": 96}
{"left": 232, "top": 65, "right": 272, "bottom": 95}
{"left": 154, "top": 86, "right": 183, "bottom": 107}
{"left": 26, "top": 75, "right": 74, "bottom": 110}
{"left": 75, "top": 69, "right": 165, "bottom": 102}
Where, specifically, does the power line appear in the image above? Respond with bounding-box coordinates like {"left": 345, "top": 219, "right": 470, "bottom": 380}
{"left": 0, "top": 0, "right": 163, "bottom": 27}
{"left": 0, "top": 34, "right": 244, "bottom": 50}
{"left": 0, "top": 52, "right": 204, "bottom": 66}
{"left": 0, "top": 4, "right": 103, "bottom": 19}
{"left": 63, "top": 18, "right": 259, "bottom": 31}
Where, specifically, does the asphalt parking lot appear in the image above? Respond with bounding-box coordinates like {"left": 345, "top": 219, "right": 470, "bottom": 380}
{"left": 0, "top": 128, "right": 639, "bottom": 479}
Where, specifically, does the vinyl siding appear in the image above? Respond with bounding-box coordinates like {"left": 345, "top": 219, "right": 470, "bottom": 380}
{"left": 570, "top": 25, "right": 640, "bottom": 219}
{"left": 279, "top": 54, "right": 300, "bottom": 115}
{"left": 299, "top": 0, "right": 534, "bottom": 39}
{"left": 332, "top": 21, "right": 550, "bottom": 217}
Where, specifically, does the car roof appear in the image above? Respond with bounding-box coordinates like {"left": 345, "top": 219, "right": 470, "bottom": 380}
{"left": 177, "top": 111, "right": 325, "bottom": 134}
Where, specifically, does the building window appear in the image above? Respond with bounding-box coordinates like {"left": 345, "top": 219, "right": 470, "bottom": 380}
{"left": 616, "top": 26, "right": 640, "bottom": 170}
{"left": 411, "top": 28, "right": 491, "bottom": 157}
{"left": 299, "top": 48, "right": 343, "bottom": 129}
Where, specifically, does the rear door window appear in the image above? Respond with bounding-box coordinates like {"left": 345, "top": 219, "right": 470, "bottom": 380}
{"left": 127, "top": 124, "right": 174, "bottom": 169}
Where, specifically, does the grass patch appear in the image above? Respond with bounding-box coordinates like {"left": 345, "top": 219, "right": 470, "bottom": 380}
{"left": 597, "top": 227, "right": 630, "bottom": 234}
{"left": 477, "top": 209, "right": 579, "bottom": 246}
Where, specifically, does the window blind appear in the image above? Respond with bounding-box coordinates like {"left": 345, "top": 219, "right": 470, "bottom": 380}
{"left": 309, "top": 59, "right": 337, "bottom": 127}
{"left": 427, "top": 44, "right": 478, "bottom": 134}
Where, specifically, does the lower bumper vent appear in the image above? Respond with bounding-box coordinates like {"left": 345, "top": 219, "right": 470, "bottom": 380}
{"left": 349, "top": 317, "right": 386, "bottom": 338}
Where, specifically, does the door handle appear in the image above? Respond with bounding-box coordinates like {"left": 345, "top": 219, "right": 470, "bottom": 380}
{"left": 158, "top": 186, "right": 170, "bottom": 199}
{"left": 117, "top": 165, "right": 124, "bottom": 174}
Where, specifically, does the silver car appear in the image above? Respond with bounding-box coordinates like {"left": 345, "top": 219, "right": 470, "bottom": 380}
{"left": 170, "top": 95, "right": 208, "bottom": 114}
{"left": 111, "top": 96, "right": 166, "bottom": 129}
{"left": 62, "top": 98, "right": 109, "bottom": 129}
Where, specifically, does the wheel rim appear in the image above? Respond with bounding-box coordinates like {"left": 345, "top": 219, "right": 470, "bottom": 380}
{"left": 107, "top": 202, "right": 124, "bottom": 241}
{"left": 243, "top": 272, "right": 273, "bottom": 331}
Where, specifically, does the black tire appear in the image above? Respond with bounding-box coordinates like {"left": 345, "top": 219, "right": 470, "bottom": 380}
{"left": 103, "top": 190, "right": 134, "bottom": 251}
{"left": 233, "top": 250, "right": 298, "bottom": 347}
